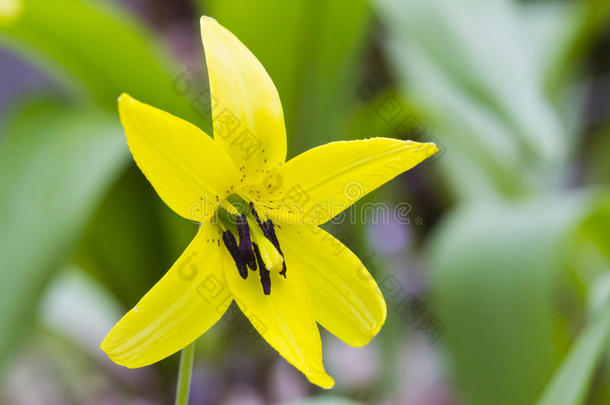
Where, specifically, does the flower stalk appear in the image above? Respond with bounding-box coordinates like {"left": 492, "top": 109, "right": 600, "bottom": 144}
{"left": 175, "top": 342, "right": 196, "bottom": 405}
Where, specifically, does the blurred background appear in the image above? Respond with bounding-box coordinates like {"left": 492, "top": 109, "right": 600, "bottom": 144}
{"left": 1, "top": 0, "right": 610, "bottom": 404}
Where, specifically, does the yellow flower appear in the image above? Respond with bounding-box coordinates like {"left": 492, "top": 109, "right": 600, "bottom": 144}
{"left": 100, "top": 16, "right": 438, "bottom": 389}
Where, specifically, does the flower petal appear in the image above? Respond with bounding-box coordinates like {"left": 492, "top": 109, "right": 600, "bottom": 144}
{"left": 254, "top": 138, "right": 437, "bottom": 225}
{"left": 222, "top": 247, "right": 334, "bottom": 388}
{"left": 278, "top": 224, "right": 386, "bottom": 347}
{"left": 201, "top": 16, "right": 287, "bottom": 183}
{"left": 119, "top": 93, "right": 239, "bottom": 222}
{"left": 101, "top": 223, "right": 232, "bottom": 367}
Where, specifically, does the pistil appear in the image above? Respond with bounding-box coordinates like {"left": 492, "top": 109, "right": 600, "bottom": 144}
{"left": 250, "top": 203, "right": 286, "bottom": 277}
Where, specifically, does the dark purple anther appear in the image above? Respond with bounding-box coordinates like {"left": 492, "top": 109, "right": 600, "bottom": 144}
{"left": 236, "top": 214, "right": 257, "bottom": 270}
{"left": 253, "top": 243, "right": 271, "bottom": 295}
{"left": 222, "top": 231, "right": 248, "bottom": 279}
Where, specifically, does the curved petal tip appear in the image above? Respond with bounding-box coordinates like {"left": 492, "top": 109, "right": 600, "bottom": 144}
{"left": 312, "top": 373, "right": 335, "bottom": 390}
{"left": 200, "top": 15, "right": 218, "bottom": 27}
{"left": 117, "top": 92, "right": 132, "bottom": 104}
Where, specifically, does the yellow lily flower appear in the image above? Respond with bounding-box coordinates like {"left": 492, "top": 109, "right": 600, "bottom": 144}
{"left": 101, "top": 16, "right": 438, "bottom": 389}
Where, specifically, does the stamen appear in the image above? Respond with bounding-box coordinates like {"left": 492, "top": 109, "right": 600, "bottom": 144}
{"left": 219, "top": 197, "right": 286, "bottom": 292}
{"left": 249, "top": 202, "right": 263, "bottom": 227}
{"left": 222, "top": 231, "right": 248, "bottom": 279}
{"left": 236, "top": 214, "right": 257, "bottom": 270}
{"left": 253, "top": 243, "right": 271, "bottom": 295}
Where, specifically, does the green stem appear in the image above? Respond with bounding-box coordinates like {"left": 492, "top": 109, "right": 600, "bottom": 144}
{"left": 174, "top": 341, "right": 196, "bottom": 405}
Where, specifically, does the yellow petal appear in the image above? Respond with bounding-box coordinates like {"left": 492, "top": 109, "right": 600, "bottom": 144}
{"left": 278, "top": 224, "right": 386, "bottom": 347}
{"left": 0, "top": 0, "right": 22, "bottom": 24}
{"left": 222, "top": 248, "right": 334, "bottom": 388}
{"left": 119, "top": 93, "right": 239, "bottom": 222}
{"left": 101, "top": 223, "right": 232, "bottom": 367}
{"left": 200, "top": 16, "right": 287, "bottom": 183}
{"left": 255, "top": 138, "right": 437, "bottom": 225}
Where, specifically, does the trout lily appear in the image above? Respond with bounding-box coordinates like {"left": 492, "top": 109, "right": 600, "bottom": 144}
{"left": 101, "top": 16, "right": 438, "bottom": 388}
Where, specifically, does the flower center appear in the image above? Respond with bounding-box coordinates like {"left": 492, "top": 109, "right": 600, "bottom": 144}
{"left": 217, "top": 195, "right": 286, "bottom": 295}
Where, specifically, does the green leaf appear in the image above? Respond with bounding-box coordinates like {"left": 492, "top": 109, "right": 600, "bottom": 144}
{"left": 520, "top": 0, "right": 610, "bottom": 132}
{"left": 545, "top": 0, "right": 610, "bottom": 99}
{"left": 426, "top": 191, "right": 610, "bottom": 405}
{"left": 579, "top": 194, "right": 610, "bottom": 265}
{"left": 0, "top": 0, "right": 197, "bottom": 123}
{"left": 517, "top": 1, "right": 575, "bottom": 84}
{"left": 426, "top": 193, "right": 590, "bottom": 405}
{"left": 0, "top": 99, "right": 127, "bottom": 367}
{"left": 536, "top": 274, "right": 610, "bottom": 405}
{"left": 373, "top": 0, "right": 572, "bottom": 199}
{"left": 588, "top": 124, "right": 610, "bottom": 194}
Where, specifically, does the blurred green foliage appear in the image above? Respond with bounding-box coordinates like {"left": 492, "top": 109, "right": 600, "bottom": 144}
{"left": 0, "top": 0, "right": 195, "bottom": 119}
{"left": 0, "top": 0, "right": 609, "bottom": 404}
{"left": 0, "top": 99, "right": 126, "bottom": 368}
{"left": 374, "top": 0, "right": 610, "bottom": 404}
